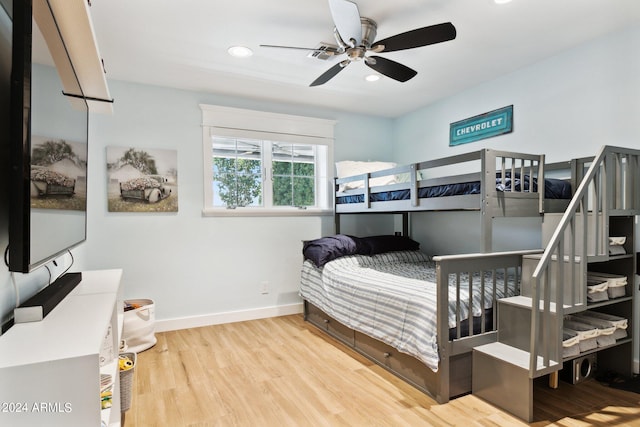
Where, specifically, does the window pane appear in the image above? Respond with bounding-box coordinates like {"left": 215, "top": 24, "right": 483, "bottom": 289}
{"left": 212, "top": 137, "right": 263, "bottom": 207}
{"left": 272, "top": 160, "right": 291, "bottom": 175}
{"left": 271, "top": 143, "right": 316, "bottom": 207}
{"left": 272, "top": 176, "right": 293, "bottom": 206}
{"left": 293, "top": 177, "right": 315, "bottom": 206}
{"left": 293, "top": 161, "right": 314, "bottom": 177}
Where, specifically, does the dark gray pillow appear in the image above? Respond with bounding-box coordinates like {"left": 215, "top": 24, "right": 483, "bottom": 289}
{"left": 303, "top": 234, "right": 362, "bottom": 267}
{"left": 357, "top": 235, "right": 420, "bottom": 255}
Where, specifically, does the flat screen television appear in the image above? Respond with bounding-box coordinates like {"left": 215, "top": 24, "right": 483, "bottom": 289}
{"left": 8, "top": 0, "right": 88, "bottom": 273}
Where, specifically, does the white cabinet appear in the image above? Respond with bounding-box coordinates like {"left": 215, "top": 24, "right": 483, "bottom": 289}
{"left": 0, "top": 269, "right": 123, "bottom": 427}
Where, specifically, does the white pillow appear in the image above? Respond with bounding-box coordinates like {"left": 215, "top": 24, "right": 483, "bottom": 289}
{"left": 335, "top": 161, "right": 397, "bottom": 191}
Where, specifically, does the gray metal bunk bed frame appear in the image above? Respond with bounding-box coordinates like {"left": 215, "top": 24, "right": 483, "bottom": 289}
{"left": 334, "top": 149, "right": 571, "bottom": 252}
{"left": 302, "top": 149, "right": 577, "bottom": 403}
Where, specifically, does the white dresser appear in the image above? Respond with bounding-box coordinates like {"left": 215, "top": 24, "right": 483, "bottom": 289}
{"left": 0, "top": 269, "right": 123, "bottom": 427}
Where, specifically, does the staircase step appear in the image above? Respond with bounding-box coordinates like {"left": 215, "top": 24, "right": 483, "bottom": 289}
{"left": 501, "top": 294, "right": 584, "bottom": 314}
{"left": 500, "top": 295, "right": 567, "bottom": 312}
{"left": 473, "top": 342, "right": 559, "bottom": 422}
{"left": 474, "top": 341, "right": 560, "bottom": 372}
{"left": 522, "top": 253, "right": 582, "bottom": 262}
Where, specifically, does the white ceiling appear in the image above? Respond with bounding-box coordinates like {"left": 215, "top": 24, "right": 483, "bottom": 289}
{"left": 88, "top": 0, "right": 640, "bottom": 118}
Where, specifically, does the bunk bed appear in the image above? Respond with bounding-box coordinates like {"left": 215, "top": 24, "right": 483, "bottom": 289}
{"left": 334, "top": 149, "right": 573, "bottom": 251}
{"left": 299, "top": 234, "right": 541, "bottom": 402}
{"left": 298, "top": 150, "right": 576, "bottom": 402}
{"left": 299, "top": 147, "right": 636, "bottom": 409}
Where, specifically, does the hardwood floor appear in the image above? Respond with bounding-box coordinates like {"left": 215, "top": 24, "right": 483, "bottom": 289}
{"left": 124, "top": 314, "right": 640, "bottom": 426}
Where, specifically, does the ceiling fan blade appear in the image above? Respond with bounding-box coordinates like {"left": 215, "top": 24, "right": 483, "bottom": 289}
{"left": 328, "top": 0, "right": 362, "bottom": 46}
{"left": 310, "top": 61, "right": 349, "bottom": 86}
{"left": 260, "top": 44, "right": 340, "bottom": 55}
{"left": 372, "top": 22, "right": 456, "bottom": 53}
{"left": 365, "top": 56, "right": 417, "bottom": 82}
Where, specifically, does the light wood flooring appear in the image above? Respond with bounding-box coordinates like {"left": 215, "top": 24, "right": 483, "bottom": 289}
{"left": 124, "top": 314, "right": 640, "bottom": 426}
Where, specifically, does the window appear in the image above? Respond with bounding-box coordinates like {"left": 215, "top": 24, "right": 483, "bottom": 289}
{"left": 211, "top": 137, "right": 324, "bottom": 209}
{"left": 202, "top": 105, "right": 334, "bottom": 216}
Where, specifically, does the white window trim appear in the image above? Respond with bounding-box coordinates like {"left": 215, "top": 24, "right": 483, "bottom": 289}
{"left": 201, "top": 104, "right": 335, "bottom": 217}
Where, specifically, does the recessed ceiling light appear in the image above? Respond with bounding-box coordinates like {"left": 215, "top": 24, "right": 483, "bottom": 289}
{"left": 227, "top": 46, "right": 253, "bottom": 58}
{"left": 494, "top": 0, "right": 512, "bottom": 4}
{"left": 365, "top": 74, "right": 380, "bottom": 82}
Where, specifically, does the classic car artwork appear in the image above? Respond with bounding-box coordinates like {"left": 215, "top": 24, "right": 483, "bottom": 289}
{"left": 31, "top": 167, "right": 76, "bottom": 197}
{"left": 119, "top": 175, "right": 171, "bottom": 203}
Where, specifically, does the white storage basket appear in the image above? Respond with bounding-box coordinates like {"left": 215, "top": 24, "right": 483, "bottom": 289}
{"left": 608, "top": 236, "right": 626, "bottom": 255}
{"left": 586, "top": 280, "right": 608, "bottom": 302}
{"left": 573, "top": 311, "right": 628, "bottom": 340}
{"left": 568, "top": 315, "right": 616, "bottom": 347}
{"left": 587, "top": 272, "right": 627, "bottom": 299}
{"left": 123, "top": 299, "right": 157, "bottom": 353}
{"left": 562, "top": 329, "right": 580, "bottom": 359}
{"left": 606, "top": 281, "right": 626, "bottom": 299}
{"left": 563, "top": 319, "right": 599, "bottom": 353}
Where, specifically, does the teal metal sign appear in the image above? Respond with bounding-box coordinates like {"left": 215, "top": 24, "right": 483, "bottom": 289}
{"left": 449, "top": 105, "right": 513, "bottom": 146}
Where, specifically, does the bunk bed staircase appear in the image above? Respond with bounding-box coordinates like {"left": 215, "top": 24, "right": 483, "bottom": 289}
{"left": 471, "top": 145, "right": 640, "bottom": 421}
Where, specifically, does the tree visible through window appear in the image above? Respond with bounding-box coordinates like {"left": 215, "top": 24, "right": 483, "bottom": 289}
{"left": 212, "top": 137, "right": 318, "bottom": 208}
{"left": 214, "top": 158, "right": 262, "bottom": 207}
{"left": 272, "top": 143, "right": 315, "bottom": 207}
{"left": 213, "top": 138, "right": 262, "bottom": 207}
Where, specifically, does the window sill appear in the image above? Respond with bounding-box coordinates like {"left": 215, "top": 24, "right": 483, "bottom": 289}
{"left": 202, "top": 208, "right": 334, "bottom": 217}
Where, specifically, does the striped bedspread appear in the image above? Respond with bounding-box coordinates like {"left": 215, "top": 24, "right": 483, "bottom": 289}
{"left": 299, "top": 250, "right": 517, "bottom": 372}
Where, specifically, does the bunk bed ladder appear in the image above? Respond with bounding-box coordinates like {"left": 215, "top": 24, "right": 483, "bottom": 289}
{"left": 471, "top": 145, "right": 640, "bottom": 421}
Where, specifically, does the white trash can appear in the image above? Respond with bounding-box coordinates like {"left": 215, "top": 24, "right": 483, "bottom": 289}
{"left": 123, "top": 299, "right": 157, "bottom": 353}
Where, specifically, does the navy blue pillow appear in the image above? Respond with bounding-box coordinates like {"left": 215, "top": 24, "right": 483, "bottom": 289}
{"left": 303, "top": 234, "right": 361, "bottom": 267}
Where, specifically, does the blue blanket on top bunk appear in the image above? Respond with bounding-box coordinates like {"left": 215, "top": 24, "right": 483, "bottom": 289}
{"left": 336, "top": 175, "right": 572, "bottom": 204}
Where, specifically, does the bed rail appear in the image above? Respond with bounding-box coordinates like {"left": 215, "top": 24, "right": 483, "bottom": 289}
{"left": 335, "top": 149, "right": 545, "bottom": 208}
{"left": 434, "top": 249, "right": 542, "bottom": 345}
{"left": 528, "top": 145, "right": 640, "bottom": 378}
{"left": 433, "top": 249, "right": 542, "bottom": 399}
{"left": 335, "top": 149, "right": 546, "bottom": 251}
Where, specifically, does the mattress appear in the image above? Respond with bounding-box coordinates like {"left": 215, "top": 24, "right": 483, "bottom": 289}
{"left": 299, "top": 250, "right": 518, "bottom": 371}
{"left": 336, "top": 175, "right": 572, "bottom": 205}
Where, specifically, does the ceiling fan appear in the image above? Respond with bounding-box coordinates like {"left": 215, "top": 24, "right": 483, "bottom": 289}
{"left": 260, "top": 0, "right": 456, "bottom": 86}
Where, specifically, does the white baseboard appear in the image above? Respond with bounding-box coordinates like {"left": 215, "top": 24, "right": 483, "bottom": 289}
{"left": 154, "top": 302, "right": 304, "bottom": 332}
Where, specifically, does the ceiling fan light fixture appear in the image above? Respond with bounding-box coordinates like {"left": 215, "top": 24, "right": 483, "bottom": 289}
{"left": 269, "top": 0, "right": 457, "bottom": 86}
{"left": 494, "top": 0, "right": 513, "bottom": 4}
{"left": 227, "top": 46, "right": 253, "bottom": 58}
{"left": 365, "top": 74, "right": 380, "bottom": 82}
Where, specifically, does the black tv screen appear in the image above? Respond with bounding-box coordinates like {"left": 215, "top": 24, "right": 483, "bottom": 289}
{"left": 8, "top": 0, "right": 88, "bottom": 272}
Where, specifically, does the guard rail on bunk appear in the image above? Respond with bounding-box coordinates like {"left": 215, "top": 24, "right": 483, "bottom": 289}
{"left": 528, "top": 145, "right": 640, "bottom": 377}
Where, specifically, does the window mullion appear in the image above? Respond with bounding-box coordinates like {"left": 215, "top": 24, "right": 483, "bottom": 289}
{"left": 263, "top": 142, "right": 273, "bottom": 208}
{"left": 313, "top": 145, "right": 319, "bottom": 208}
{"left": 290, "top": 155, "right": 295, "bottom": 207}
